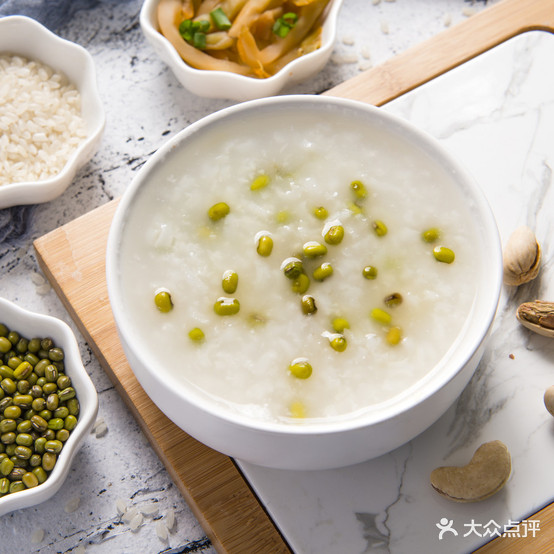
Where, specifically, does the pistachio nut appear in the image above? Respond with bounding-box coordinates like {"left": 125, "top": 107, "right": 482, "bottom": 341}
{"left": 516, "top": 300, "right": 554, "bottom": 338}
{"left": 544, "top": 386, "right": 554, "bottom": 417}
{"left": 502, "top": 226, "right": 541, "bottom": 286}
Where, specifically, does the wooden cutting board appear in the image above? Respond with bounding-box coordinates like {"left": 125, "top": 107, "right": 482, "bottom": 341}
{"left": 34, "top": 1, "right": 554, "bottom": 552}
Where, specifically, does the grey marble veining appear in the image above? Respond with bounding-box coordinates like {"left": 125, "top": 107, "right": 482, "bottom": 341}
{"left": 0, "top": 1, "right": 520, "bottom": 553}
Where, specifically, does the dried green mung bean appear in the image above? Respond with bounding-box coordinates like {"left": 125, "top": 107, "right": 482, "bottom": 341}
{"left": 362, "top": 265, "right": 378, "bottom": 280}
{"left": 433, "top": 246, "right": 455, "bottom": 264}
{"left": 0, "top": 337, "right": 12, "bottom": 354}
{"left": 282, "top": 258, "right": 303, "bottom": 280}
{"left": 14, "top": 446, "right": 32, "bottom": 460}
{"left": 386, "top": 326, "right": 402, "bottom": 346}
{"left": 288, "top": 359, "right": 312, "bottom": 380}
{"left": 291, "top": 273, "right": 310, "bottom": 294}
{"left": 372, "top": 220, "right": 388, "bottom": 237}
{"left": 67, "top": 398, "right": 80, "bottom": 416}
{"left": 27, "top": 338, "right": 40, "bottom": 353}
{"left": 58, "top": 387, "right": 76, "bottom": 402}
{"left": 222, "top": 270, "right": 238, "bottom": 294}
{"left": 332, "top": 317, "right": 350, "bottom": 333}
{"left": 214, "top": 297, "right": 240, "bottom": 316}
{"left": 1, "top": 379, "right": 16, "bottom": 395}
{"left": 0, "top": 420, "right": 15, "bottom": 434}
{"left": 57, "top": 375, "right": 71, "bottom": 390}
{"left": 56, "top": 429, "right": 70, "bottom": 442}
{"left": 48, "top": 348, "right": 64, "bottom": 362}
{"left": 13, "top": 361, "right": 32, "bottom": 380}
{"left": 154, "top": 290, "right": 173, "bottom": 313}
{"left": 208, "top": 201, "right": 230, "bottom": 221}
{"left": 44, "top": 365, "right": 58, "bottom": 383}
{"left": 15, "top": 434, "right": 33, "bottom": 447}
{"left": 42, "top": 452, "right": 56, "bottom": 471}
{"left": 22, "top": 471, "right": 38, "bottom": 488}
{"left": 330, "top": 336, "right": 347, "bottom": 352}
{"left": 370, "top": 308, "right": 392, "bottom": 326}
{"left": 188, "top": 328, "right": 205, "bottom": 342}
{"left": 313, "top": 262, "right": 333, "bottom": 282}
{"left": 256, "top": 233, "right": 273, "bottom": 257}
{"left": 40, "top": 338, "right": 53, "bottom": 351}
{"left": 313, "top": 206, "right": 328, "bottom": 220}
{"left": 32, "top": 466, "right": 47, "bottom": 483}
{"left": 0, "top": 365, "right": 13, "bottom": 379}
{"left": 324, "top": 224, "right": 344, "bottom": 245}
{"left": 250, "top": 174, "right": 269, "bottom": 191}
{"left": 275, "top": 210, "right": 290, "bottom": 224}
{"left": 7, "top": 357, "right": 21, "bottom": 370}
{"left": 384, "top": 293, "right": 403, "bottom": 307}
{"left": 65, "top": 415, "right": 78, "bottom": 431}
{"left": 350, "top": 180, "right": 367, "bottom": 199}
{"left": 4, "top": 405, "right": 20, "bottom": 419}
{"left": 303, "top": 241, "right": 327, "bottom": 258}
{"left": 422, "top": 227, "right": 441, "bottom": 243}
{"left": 16, "top": 420, "right": 31, "bottom": 433}
{"left": 48, "top": 418, "right": 64, "bottom": 431}
{"left": 53, "top": 407, "right": 69, "bottom": 419}
{"left": 17, "top": 380, "right": 30, "bottom": 394}
{"left": 301, "top": 295, "right": 317, "bottom": 315}
{"left": 9, "top": 482, "right": 25, "bottom": 493}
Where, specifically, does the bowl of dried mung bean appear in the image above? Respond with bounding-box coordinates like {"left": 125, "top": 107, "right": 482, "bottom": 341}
{"left": 0, "top": 298, "right": 98, "bottom": 516}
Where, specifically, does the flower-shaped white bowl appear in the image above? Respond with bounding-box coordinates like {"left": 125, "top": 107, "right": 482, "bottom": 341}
{"left": 0, "top": 298, "right": 98, "bottom": 516}
{"left": 140, "top": 0, "right": 343, "bottom": 101}
{"left": 0, "top": 16, "right": 105, "bottom": 209}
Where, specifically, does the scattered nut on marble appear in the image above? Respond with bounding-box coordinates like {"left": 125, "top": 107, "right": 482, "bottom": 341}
{"left": 502, "top": 226, "right": 541, "bottom": 286}
{"left": 430, "top": 440, "right": 511, "bottom": 502}
{"left": 516, "top": 300, "right": 554, "bottom": 338}
{"left": 544, "top": 386, "right": 554, "bottom": 417}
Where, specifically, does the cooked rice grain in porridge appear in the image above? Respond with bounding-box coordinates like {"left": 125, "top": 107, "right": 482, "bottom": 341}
{"left": 119, "top": 108, "right": 481, "bottom": 423}
{"left": 0, "top": 54, "right": 86, "bottom": 186}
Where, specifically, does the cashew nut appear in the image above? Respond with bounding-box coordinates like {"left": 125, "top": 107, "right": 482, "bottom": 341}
{"left": 430, "top": 440, "right": 511, "bottom": 502}
{"left": 502, "top": 226, "right": 541, "bottom": 286}
{"left": 544, "top": 386, "right": 554, "bottom": 417}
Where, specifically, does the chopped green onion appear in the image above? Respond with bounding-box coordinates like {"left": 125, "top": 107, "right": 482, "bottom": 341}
{"left": 198, "top": 19, "right": 210, "bottom": 33}
{"left": 179, "top": 18, "right": 209, "bottom": 50}
{"left": 272, "top": 12, "right": 298, "bottom": 38}
{"left": 193, "top": 31, "right": 207, "bottom": 50}
{"left": 210, "top": 7, "right": 231, "bottom": 31}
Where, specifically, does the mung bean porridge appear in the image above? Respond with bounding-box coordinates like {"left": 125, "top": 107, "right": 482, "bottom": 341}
{"left": 118, "top": 106, "right": 480, "bottom": 423}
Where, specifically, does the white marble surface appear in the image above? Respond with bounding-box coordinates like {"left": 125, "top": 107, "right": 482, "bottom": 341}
{"left": 7, "top": 1, "right": 553, "bottom": 553}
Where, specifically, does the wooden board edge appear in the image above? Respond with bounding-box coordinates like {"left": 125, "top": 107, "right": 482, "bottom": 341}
{"left": 324, "top": 0, "right": 554, "bottom": 107}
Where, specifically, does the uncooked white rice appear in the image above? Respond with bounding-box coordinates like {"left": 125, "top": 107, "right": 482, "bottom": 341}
{"left": 0, "top": 54, "right": 86, "bottom": 186}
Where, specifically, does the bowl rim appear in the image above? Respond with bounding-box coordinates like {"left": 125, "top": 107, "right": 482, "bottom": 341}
{"left": 0, "top": 15, "right": 106, "bottom": 208}
{"left": 139, "top": 0, "right": 344, "bottom": 97}
{"left": 106, "top": 94, "right": 503, "bottom": 437}
{"left": 0, "top": 297, "right": 98, "bottom": 516}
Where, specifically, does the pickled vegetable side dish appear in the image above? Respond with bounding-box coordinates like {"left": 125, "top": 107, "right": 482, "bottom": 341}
{"left": 118, "top": 107, "right": 480, "bottom": 422}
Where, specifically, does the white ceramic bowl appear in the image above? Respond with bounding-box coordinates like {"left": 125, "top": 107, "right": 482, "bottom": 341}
{"left": 106, "top": 95, "right": 502, "bottom": 470}
{"left": 140, "top": 0, "right": 343, "bottom": 101}
{"left": 0, "top": 16, "right": 105, "bottom": 209}
{"left": 0, "top": 298, "right": 98, "bottom": 516}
